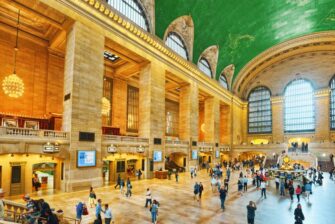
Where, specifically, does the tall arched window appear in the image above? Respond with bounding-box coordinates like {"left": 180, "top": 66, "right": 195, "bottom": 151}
{"left": 107, "top": 0, "right": 150, "bottom": 32}
{"left": 284, "top": 79, "right": 314, "bottom": 132}
{"left": 248, "top": 86, "right": 272, "bottom": 134}
{"left": 219, "top": 74, "right": 228, "bottom": 90}
{"left": 165, "top": 32, "right": 189, "bottom": 60}
{"left": 248, "top": 86, "right": 272, "bottom": 133}
{"left": 330, "top": 76, "right": 335, "bottom": 129}
{"left": 198, "top": 57, "right": 212, "bottom": 78}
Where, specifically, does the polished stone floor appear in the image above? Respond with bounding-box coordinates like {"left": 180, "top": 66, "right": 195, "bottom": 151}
{"left": 8, "top": 169, "right": 335, "bottom": 224}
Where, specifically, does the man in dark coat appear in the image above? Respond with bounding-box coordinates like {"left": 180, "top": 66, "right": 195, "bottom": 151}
{"left": 247, "top": 201, "right": 257, "bottom": 224}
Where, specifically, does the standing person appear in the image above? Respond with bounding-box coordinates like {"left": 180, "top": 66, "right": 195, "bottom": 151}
{"left": 289, "top": 184, "right": 295, "bottom": 201}
{"left": 226, "top": 168, "right": 231, "bottom": 181}
{"left": 224, "top": 178, "right": 229, "bottom": 191}
{"left": 32, "top": 174, "right": 40, "bottom": 192}
{"left": 304, "top": 182, "right": 311, "bottom": 201}
{"left": 168, "top": 169, "right": 172, "bottom": 180}
{"left": 114, "top": 174, "right": 121, "bottom": 189}
{"left": 126, "top": 178, "right": 132, "bottom": 197}
{"left": 75, "top": 202, "right": 84, "bottom": 222}
{"left": 260, "top": 180, "right": 266, "bottom": 199}
{"left": 243, "top": 175, "right": 248, "bottom": 192}
{"left": 138, "top": 169, "right": 142, "bottom": 180}
{"left": 145, "top": 188, "right": 152, "bottom": 208}
{"left": 89, "top": 187, "right": 96, "bottom": 208}
{"left": 150, "top": 199, "right": 159, "bottom": 224}
{"left": 238, "top": 178, "right": 243, "bottom": 196}
{"left": 246, "top": 201, "right": 257, "bottom": 224}
{"left": 296, "top": 185, "right": 302, "bottom": 202}
{"left": 95, "top": 199, "right": 103, "bottom": 224}
{"left": 193, "top": 182, "right": 200, "bottom": 201}
{"left": 280, "top": 181, "right": 285, "bottom": 196}
{"left": 104, "top": 204, "right": 113, "bottom": 224}
{"left": 294, "top": 204, "right": 305, "bottom": 224}
{"left": 199, "top": 182, "right": 204, "bottom": 199}
{"left": 175, "top": 170, "right": 179, "bottom": 183}
{"left": 219, "top": 186, "right": 227, "bottom": 210}
{"left": 275, "top": 176, "right": 280, "bottom": 190}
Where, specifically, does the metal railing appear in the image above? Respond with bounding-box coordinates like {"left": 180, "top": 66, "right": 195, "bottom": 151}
{"left": 165, "top": 139, "right": 189, "bottom": 146}
{"left": 103, "top": 134, "right": 149, "bottom": 144}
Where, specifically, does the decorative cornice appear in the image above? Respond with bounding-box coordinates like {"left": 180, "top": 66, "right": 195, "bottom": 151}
{"left": 271, "top": 96, "right": 284, "bottom": 104}
{"left": 314, "top": 88, "right": 330, "bottom": 98}
{"left": 234, "top": 31, "right": 335, "bottom": 96}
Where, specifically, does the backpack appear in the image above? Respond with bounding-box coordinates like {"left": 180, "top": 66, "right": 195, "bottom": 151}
{"left": 32, "top": 199, "right": 43, "bottom": 212}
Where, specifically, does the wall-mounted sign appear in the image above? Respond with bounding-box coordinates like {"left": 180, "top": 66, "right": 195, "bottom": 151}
{"left": 192, "top": 150, "right": 198, "bottom": 160}
{"left": 107, "top": 144, "right": 117, "bottom": 153}
{"left": 43, "top": 143, "right": 60, "bottom": 153}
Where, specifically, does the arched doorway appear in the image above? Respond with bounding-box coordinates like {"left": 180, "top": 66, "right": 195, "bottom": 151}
{"left": 165, "top": 152, "right": 187, "bottom": 172}
{"left": 32, "top": 162, "right": 57, "bottom": 191}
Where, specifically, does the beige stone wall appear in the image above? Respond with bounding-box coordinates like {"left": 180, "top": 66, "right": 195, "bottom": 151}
{"left": 220, "top": 104, "right": 231, "bottom": 144}
{"left": 272, "top": 96, "right": 284, "bottom": 143}
{"left": 314, "top": 89, "right": 330, "bottom": 141}
{"left": 62, "top": 21, "right": 104, "bottom": 191}
{"left": 0, "top": 31, "right": 64, "bottom": 117}
{"left": 112, "top": 78, "right": 128, "bottom": 135}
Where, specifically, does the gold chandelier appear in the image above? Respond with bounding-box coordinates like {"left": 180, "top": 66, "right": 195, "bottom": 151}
{"left": 2, "top": 10, "right": 24, "bottom": 98}
{"left": 101, "top": 97, "right": 111, "bottom": 115}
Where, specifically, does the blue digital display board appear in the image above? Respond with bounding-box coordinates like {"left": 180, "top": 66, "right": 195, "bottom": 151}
{"left": 77, "top": 150, "right": 96, "bottom": 167}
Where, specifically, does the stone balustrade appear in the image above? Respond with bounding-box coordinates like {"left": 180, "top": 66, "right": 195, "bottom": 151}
{"left": 102, "top": 135, "right": 149, "bottom": 147}
{"left": 0, "top": 127, "right": 69, "bottom": 141}
{"left": 165, "top": 139, "right": 189, "bottom": 147}
{"left": 2, "top": 199, "right": 27, "bottom": 223}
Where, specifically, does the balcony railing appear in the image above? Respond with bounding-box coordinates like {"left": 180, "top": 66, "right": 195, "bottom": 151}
{"left": 165, "top": 139, "right": 189, "bottom": 146}
{"left": 103, "top": 135, "right": 149, "bottom": 145}
{"left": 0, "top": 127, "right": 69, "bottom": 140}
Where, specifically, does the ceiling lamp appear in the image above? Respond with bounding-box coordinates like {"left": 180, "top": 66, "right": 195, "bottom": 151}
{"left": 2, "top": 10, "right": 24, "bottom": 98}
{"left": 101, "top": 97, "right": 111, "bottom": 115}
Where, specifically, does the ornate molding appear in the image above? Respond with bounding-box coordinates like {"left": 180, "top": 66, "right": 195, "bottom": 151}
{"left": 234, "top": 31, "right": 335, "bottom": 96}
{"left": 271, "top": 96, "right": 284, "bottom": 104}
{"left": 314, "top": 88, "right": 330, "bottom": 98}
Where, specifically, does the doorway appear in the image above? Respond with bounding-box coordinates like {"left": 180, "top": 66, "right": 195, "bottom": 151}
{"left": 32, "top": 163, "right": 56, "bottom": 191}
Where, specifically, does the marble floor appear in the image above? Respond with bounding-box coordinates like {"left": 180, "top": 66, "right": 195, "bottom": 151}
{"left": 8, "top": 169, "right": 335, "bottom": 224}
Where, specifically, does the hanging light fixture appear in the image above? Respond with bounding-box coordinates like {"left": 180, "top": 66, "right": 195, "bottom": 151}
{"left": 2, "top": 10, "right": 24, "bottom": 98}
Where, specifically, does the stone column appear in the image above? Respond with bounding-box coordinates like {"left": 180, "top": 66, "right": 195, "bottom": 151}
{"left": 179, "top": 81, "right": 199, "bottom": 168}
{"left": 139, "top": 61, "right": 165, "bottom": 176}
{"left": 220, "top": 104, "right": 231, "bottom": 144}
{"left": 314, "top": 88, "right": 330, "bottom": 141}
{"left": 271, "top": 96, "right": 284, "bottom": 143}
{"left": 204, "top": 97, "right": 220, "bottom": 163}
{"left": 62, "top": 21, "right": 104, "bottom": 191}
{"left": 112, "top": 78, "right": 127, "bottom": 135}
{"left": 241, "top": 102, "right": 248, "bottom": 144}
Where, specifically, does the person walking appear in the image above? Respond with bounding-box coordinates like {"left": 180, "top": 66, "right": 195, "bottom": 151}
{"left": 219, "top": 186, "right": 227, "bottom": 210}
{"left": 224, "top": 178, "right": 229, "bottom": 191}
{"left": 246, "top": 201, "right": 257, "bottom": 224}
{"left": 199, "top": 182, "right": 204, "bottom": 199}
{"left": 193, "top": 182, "right": 200, "bottom": 201}
{"left": 145, "top": 188, "right": 152, "bottom": 208}
{"left": 275, "top": 176, "right": 280, "bottom": 190}
{"left": 104, "top": 204, "right": 113, "bottom": 224}
{"left": 126, "top": 178, "right": 132, "bottom": 197}
{"left": 137, "top": 169, "right": 142, "bottom": 180}
{"left": 168, "top": 169, "right": 172, "bottom": 180}
{"left": 120, "top": 178, "right": 125, "bottom": 195}
{"left": 260, "top": 180, "right": 267, "bottom": 199}
{"left": 226, "top": 168, "right": 231, "bottom": 181}
{"left": 243, "top": 175, "right": 248, "bottom": 192}
{"left": 304, "top": 182, "right": 311, "bottom": 201}
{"left": 289, "top": 184, "right": 295, "bottom": 201}
{"left": 75, "top": 202, "right": 84, "bottom": 222}
{"left": 114, "top": 174, "right": 121, "bottom": 189}
{"left": 150, "top": 199, "right": 159, "bottom": 224}
{"left": 95, "top": 199, "right": 103, "bottom": 224}
{"left": 89, "top": 187, "right": 97, "bottom": 208}
{"left": 296, "top": 185, "right": 302, "bottom": 203}
{"left": 294, "top": 204, "right": 305, "bottom": 224}
{"left": 175, "top": 171, "right": 179, "bottom": 183}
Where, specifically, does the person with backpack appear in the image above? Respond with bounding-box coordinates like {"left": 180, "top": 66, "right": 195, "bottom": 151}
{"left": 294, "top": 204, "right": 305, "bottom": 224}
{"left": 23, "top": 194, "right": 40, "bottom": 224}
{"left": 193, "top": 182, "right": 200, "bottom": 201}
{"left": 150, "top": 199, "right": 159, "bottom": 224}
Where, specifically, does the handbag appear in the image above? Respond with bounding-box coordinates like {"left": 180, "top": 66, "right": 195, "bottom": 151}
{"left": 83, "top": 206, "right": 89, "bottom": 215}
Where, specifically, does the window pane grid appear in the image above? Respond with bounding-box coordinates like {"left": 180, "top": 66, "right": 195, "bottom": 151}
{"left": 284, "top": 79, "right": 315, "bottom": 132}
{"left": 248, "top": 86, "right": 272, "bottom": 133}
{"left": 198, "top": 58, "right": 212, "bottom": 78}
{"left": 107, "top": 0, "right": 150, "bottom": 32}
{"left": 219, "top": 75, "right": 228, "bottom": 89}
{"left": 330, "top": 77, "right": 335, "bottom": 129}
{"left": 165, "top": 32, "right": 188, "bottom": 60}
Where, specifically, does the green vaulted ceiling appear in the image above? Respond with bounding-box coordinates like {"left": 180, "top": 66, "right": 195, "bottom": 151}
{"left": 155, "top": 0, "right": 335, "bottom": 82}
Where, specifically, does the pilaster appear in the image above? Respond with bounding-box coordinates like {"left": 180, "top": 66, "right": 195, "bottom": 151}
{"left": 271, "top": 96, "right": 284, "bottom": 143}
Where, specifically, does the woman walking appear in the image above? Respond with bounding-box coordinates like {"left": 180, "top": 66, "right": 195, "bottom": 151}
{"left": 295, "top": 185, "right": 302, "bottom": 202}
{"left": 89, "top": 187, "right": 96, "bottom": 208}
{"left": 150, "top": 199, "right": 159, "bottom": 224}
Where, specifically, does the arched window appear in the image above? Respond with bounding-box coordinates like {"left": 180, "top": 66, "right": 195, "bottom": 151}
{"left": 198, "top": 57, "right": 212, "bottom": 78}
{"left": 219, "top": 74, "right": 228, "bottom": 90}
{"left": 330, "top": 76, "right": 335, "bottom": 129}
{"left": 165, "top": 32, "right": 189, "bottom": 60}
{"left": 248, "top": 86, "right": 272, "bottom": 133}
{"left": 107, "top": 0, "right": 150, "bottom": 32}
{"left": 284, "top": 79, "right": 314, "bottom": 132}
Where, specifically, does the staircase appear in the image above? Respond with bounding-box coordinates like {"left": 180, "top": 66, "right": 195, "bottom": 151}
{"left": 318, "top": 160, "right": 335, "bottom": 172}
{"left": 165, "top": 160, "right": 185, "bottom": 172}
{"left": 264, "top": 158, "right": 277, "bottom": 168}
